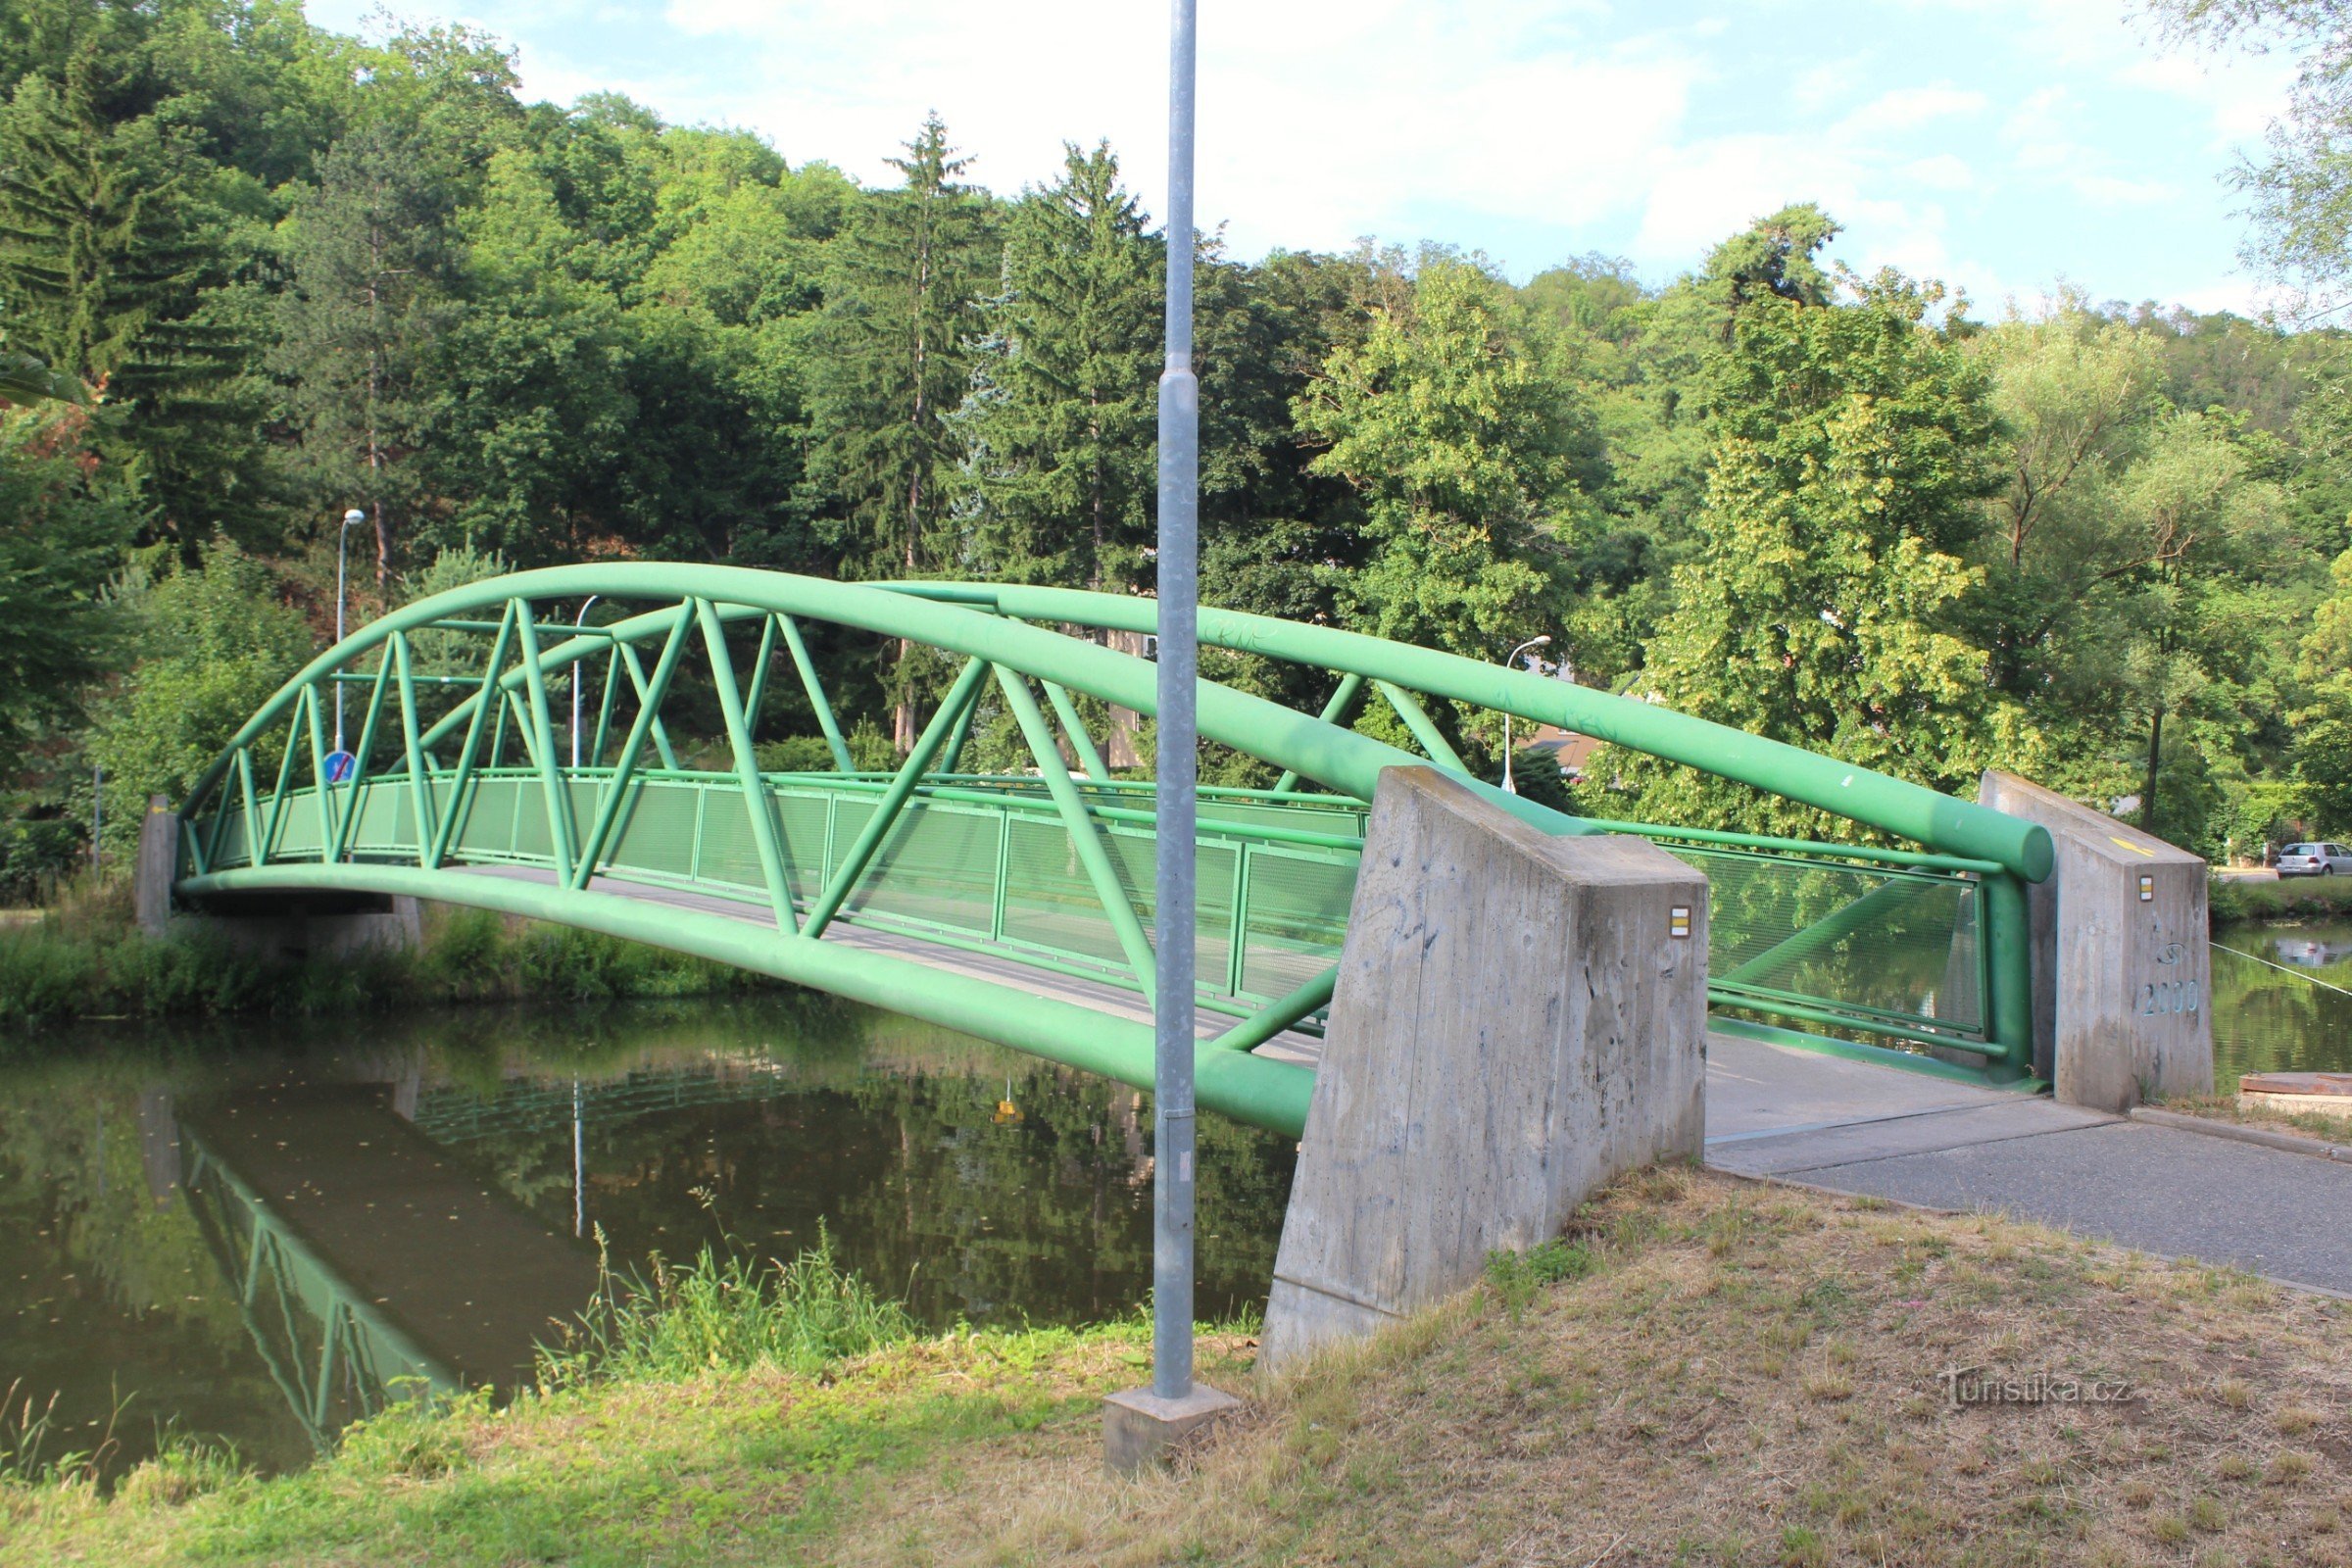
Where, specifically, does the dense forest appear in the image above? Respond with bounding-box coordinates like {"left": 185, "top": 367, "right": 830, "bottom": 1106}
{"left": 4, "top": 0, "right": 2352, "bottom": 898}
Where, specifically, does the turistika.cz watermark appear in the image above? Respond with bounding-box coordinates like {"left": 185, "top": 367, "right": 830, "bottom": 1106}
{"left": 1937, "top": 1366, "right": 2137, "bottom": 1407}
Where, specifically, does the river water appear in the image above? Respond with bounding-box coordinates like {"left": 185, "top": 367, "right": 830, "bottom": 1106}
{"left": 2, "top": 921, "right": 2345, "bottom": 1483}
{"left": 0, "top": 992, "right": 1296, "bottom": 1478}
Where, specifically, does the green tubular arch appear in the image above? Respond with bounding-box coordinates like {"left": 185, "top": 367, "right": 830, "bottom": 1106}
{"left": 182, "top": 564, "right": 1579, "bottom": 841}
{"left": 884, "top": 582, "right": 2053, "bottom": 883}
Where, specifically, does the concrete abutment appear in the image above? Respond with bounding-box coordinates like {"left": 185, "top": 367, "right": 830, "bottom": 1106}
{"left": 135, "top": 796, "right": 422, "bottom": 958}
{"left": 1258, "top": 766, "right": 1711, "bottom": 1375}
{"left": 1978, "top": 770, "right": 2214, "bottom": 1111}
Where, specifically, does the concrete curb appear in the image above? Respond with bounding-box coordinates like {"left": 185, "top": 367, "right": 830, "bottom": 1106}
{"left": 2130, "top": 1105, "right": 2352, "bottom": 1164}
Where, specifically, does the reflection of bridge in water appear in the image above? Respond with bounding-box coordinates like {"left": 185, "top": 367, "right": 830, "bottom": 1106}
{"left": 166, "top": 1033, "right": 1123, "bottom": 1446}
{"left": 177, "top": 1079, "right": 608, "bottom": 1446}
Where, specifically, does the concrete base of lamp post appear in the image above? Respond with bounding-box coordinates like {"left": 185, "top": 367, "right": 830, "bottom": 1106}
{"left": 1102, "top": 1382, "right": 1242, "bottom": 1475}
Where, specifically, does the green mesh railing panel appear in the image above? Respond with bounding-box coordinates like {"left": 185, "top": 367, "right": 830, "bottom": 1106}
{"left": 1239, "top": 848, "right": 1357, "bottom": 1002}
{"left": 1003, "top": 815, "right": 1129, "bottom": 967}
{"left": 456, "top": 779, "right": 524, "bottom": 858}
{"left": 694, "top": 789, "right": 766, "bottom": 892}
{"left": 275, "top": 803, "right": 322, "bottom": 858}
{"left": 774, "top": 793, "right": 830, "bottom": 902}
{"left": 1671, "top": 844, "right": 1984, "bottom": 1038}
{"left": 349, "top": 784, "right": 409, "bottom": 856}
{"left": 193, "top": 770, "right": 1991, "bottom": 1051}
{"left": 847, "top": 801, "right": 1003, "bottom": 937}
{"left": 609, "top": 783, "right": 696, "bottom": 878}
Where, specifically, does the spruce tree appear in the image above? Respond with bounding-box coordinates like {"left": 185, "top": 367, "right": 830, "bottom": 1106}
{"left": 0, "top": 59, "right": 266, "bottom": 545}
{"left": 808, "top": 113, "right": 995, "bottom": 743}
{"left": 956, "top": 140, "right": 1158, "bottom": 592}
{"left": 809, "top": 113, "right": 993, "bottom": 582}
{"left": 270, "top": 117, "right": 457, "bottom": 589}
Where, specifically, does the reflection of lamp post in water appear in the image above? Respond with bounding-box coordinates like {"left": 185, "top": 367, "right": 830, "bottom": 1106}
{"left": 1499, "top": 635, "right": 1551, "bottom": 794}
{"left": 572, "top": 1079, "right": 585, "bottom": 1239}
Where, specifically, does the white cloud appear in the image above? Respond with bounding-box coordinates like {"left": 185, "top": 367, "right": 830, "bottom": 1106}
{"left": 1837, "top": 84, "right": 1987, "bottom": 137}
{"left": 297, "top": 0, "right": 2290, "bottom": 310}
{"left": 2072, "top": 172, "right": 2176, "bottom": 206}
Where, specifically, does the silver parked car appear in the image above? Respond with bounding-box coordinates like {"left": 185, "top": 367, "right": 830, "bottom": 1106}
{"left": 2278, "top": 841, "right": 2352, "bottom": 877}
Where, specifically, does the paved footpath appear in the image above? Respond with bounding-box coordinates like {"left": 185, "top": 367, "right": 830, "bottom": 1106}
{"left": 1704, "top": 1033, "right": 2352, "bottom": 1296}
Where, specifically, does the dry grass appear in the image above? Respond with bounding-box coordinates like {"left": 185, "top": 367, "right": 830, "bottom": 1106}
{"left": 837, "top": 1167, "right": 2352, "bottom": 1568}
{"left": 12, "top": 1168, "right": 2350, "bottom": 1567}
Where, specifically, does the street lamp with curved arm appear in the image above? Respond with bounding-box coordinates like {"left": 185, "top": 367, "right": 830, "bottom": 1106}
{"left": 1499, "top": 635, "right": 1552, "bottom": 794}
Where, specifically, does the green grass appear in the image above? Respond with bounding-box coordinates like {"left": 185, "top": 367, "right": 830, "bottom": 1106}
{"left": 12, "top": 1170, "right": 2351, "bottom": 1567}
{"left": 0, "top": 887, "right": 776, "bottom": 1035}
{"left": 2207, "top": 873, "right": 2352, "bottom": 926}
{"left": 542, "top": 1223, "right": 917, "bottom": 1386}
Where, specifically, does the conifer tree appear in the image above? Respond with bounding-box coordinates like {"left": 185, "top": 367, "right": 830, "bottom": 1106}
{"left": 808, "top": 113, "right": 995, "bottom": 743}
{"left": 270, "top": 117, "right": 457, "bottom": 589}
{"left": 956, "top": 140, "right": 1158, "bottom": 592}
{"left": 0, "top": 59, "right": 264, "bottom": 543}
{"left": 809, "top": 113, "right": 994, "bottom": 583}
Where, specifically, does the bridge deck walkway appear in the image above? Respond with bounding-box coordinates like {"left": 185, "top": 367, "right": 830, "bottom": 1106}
{"left": 451, "top": 865, "right": 1328, "bottom": 1066}
{"left": 1709, "top": 1032, "right": 2352, "bottom": 1297}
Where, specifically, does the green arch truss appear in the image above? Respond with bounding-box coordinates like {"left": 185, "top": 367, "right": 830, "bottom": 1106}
{"left": 172, "top": 565, "right": 2054, "bottom": 1136}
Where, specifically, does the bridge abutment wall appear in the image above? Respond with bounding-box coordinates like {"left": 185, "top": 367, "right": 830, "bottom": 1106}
{"left": 1259, "top": 766, "right": 1709, "bottom": 1375}
{"left": 138, "top": 799, "right": 423, "bottom": 958}
{"left": 1978, "top": 770, "right": 2213, "bottom": 1111}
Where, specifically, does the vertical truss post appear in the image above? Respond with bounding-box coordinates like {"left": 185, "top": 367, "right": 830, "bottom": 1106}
{"left": 513, "top": 601, "right": 580, "bottom": 883}
{"left": 590, "top": 643, "right": 621, "bottom": 769}
{"left": 803, "top": 655, "right": 991, "bottom": 939}
{"left": 940, "top": 668, "right": 985, "bottom": 776}
{"left": 261, "top": 692, "right": 308, "bottom": 864}
{"left": 390, "top": 632, "right": 435, "bottom": 863}
{"left": 304, "top": 682, "right": 336, "bottom": 862}
{"left": 426, "top": 603, "right": 516, "bottom": 869}
{"left": 235, "top": 750, "right": 260, "bottom": 868}
{"left": 573, "top": 607, "right": 694, "bottom": 891}
{"left": 614, "top": 638, "right": 682, "bottom": 772}
{"left": 996, "top": 665, "right": 1159, "bottom": 1002}
{"left": 1042, "top": 681, "right": 1112, "bottom": 780}
{"left": 1374, "top": 680, "right": 1469, "bottom": 774}
{"left": 328, "top": 657, "right": 395, "bottom": 861}
{"left": 1984, "top": 871, "right": 2035, "bottom": 1080}
{"left": 693, "top": 597, "right": 798, "bottom": 932}
{"left": 1273, "top": 672, "right": 1364, "bottom": 795}
{"left": 776, "top": 612, "right": 854, "bottom": 772}
{"left": 740, "top": 612, "right": 782, "bottom": 735}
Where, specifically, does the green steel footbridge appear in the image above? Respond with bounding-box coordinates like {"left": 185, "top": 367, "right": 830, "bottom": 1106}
{"left": 171, "top": 564, "right": 2055, "bottom": 1139}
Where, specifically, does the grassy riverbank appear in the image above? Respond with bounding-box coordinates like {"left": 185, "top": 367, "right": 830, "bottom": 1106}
{"left": 0, "top": 883, "right": 774, "bottom": 1034}
{"left": 2209, "top": 874, "right": 2352, "bottom": 926}
{"left": 8, "top": 1167, "right": 2348, "bottom": 1567}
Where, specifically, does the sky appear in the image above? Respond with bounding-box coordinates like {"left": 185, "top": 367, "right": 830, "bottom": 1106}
{"left": 309, "top": 0, "right": 2302, "bottom": 315}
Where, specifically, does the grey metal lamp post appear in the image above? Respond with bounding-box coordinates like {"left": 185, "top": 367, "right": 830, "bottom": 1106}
{"left": 1103, "top": 0, "right": 1240, "bottom": 1473}
{"left": 571, "top": 596, "right": 601, "bottom": 768}
{"left": 335, "top": 508, "right": 365, "bottom": 752}
{"left": 1500, "top": 635, "right": 1551, "bottom": 794}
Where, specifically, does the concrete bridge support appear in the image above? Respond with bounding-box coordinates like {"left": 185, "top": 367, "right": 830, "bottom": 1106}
{"left": 1978, "top": 771, "right": 2213, "bottom": 1111}
{"left": 136, "top": 797, "right": 423, "bottom": 957}
{"left": 1259, "top": 767, "right": 1710, "bottom": 1374}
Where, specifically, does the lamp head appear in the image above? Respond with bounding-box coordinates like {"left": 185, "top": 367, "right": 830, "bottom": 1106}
{"left": 342, "top": 508, "right": 366, "bottom": 528}
{"left": 1528, "top": 635, "right": 1552, "bottom": 648}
